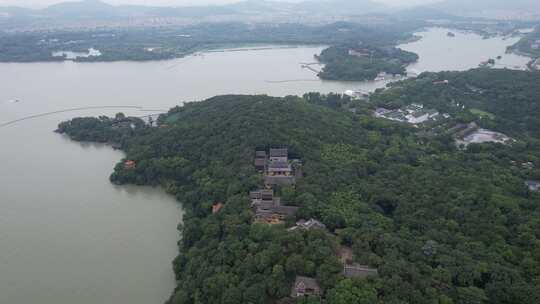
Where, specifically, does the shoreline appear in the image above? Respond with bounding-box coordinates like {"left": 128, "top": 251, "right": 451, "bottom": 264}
{"left": 0, "top": 43, "right": 326, "bottom": 64}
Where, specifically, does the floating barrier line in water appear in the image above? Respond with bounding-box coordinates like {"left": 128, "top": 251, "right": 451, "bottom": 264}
{"left": 265, "top": 79, "right": 320, "bottom": 83}
{"left": 138, "top": 109, "right": 169, "bottom": 112}
{"left": 0, "top": 106, "right": 148, "bottom": 128}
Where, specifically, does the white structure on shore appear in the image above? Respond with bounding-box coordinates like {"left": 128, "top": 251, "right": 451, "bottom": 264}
{"left": 526, "top": 180, "right": 540, "bottom": 191}
{"left": 375, "top": 103, "right": 442, "bottom": 125}
{"left": 344, "top": 89, "right": 369, "bottom": 100}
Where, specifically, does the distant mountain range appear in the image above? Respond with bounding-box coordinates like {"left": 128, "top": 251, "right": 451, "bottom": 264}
{"left": 0, "top": 0, "right": 385, "bottom": 20}
{"left": 0, "top": 0, "right": 233, "bottom": 19}
{"left": 1, "top": 0, "right": 538, "bottom": 31}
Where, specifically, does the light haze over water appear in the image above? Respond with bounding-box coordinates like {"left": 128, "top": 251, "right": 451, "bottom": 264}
{"left": 0, "top": 28, "right": 531, "bottom": 304}
{"left": 0, "top": 0, "right": 440, "bottom": 8}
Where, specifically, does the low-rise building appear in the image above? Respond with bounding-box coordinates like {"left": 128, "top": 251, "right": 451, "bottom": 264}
{"left": 375, "top": 105, "right": 443, "bottom": 125}
{"left": 408, "top": 103, "right": 424, "bottom": 111}
{"left": 526, "top": 180, "right": 540, "bottom": 191}
{"left": 124, "top": 160, "right": 136, "bottom": 170}
{"left": 291, "top": 276, "right": 321, "bottom": 298}
{"left": 406, "top": 109, "right": 439, "bottom": 124}
{"left": 344, "top": 89, "right": 369, "bottom": 100}
{"left": 269, "top": 148, "right": 289, "bottom": 162}
{"left": 254, "top": 151, "right": 267, "bottom": 171}
{"left": 348, "top": 48, "right": 371, "bottom": 57}
{"left": 375, "top": 72, "right": 388, "bottom": 81}
{"left": 251, "top": 189, "right": 298, "bottom": 224}
{"left": 268, "top": 160, "right": 292, "bottom": 176}
{"left": 250, "top": 189, "right": 274, "bottom": 201}
{"left": 265, "top": 148, "right": 296, "bottom": 186}
{"left": 433, "top": 80, "right": 449, "bottom": 85}
{"left": 288, "top": 218, "right": 327, "bottom": 232}
{"left": 264, "top": 175, "right": 296, "bottom": 186}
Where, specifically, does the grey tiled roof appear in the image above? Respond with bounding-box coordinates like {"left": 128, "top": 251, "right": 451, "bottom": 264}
{"left": 268, "top": 161, "right": 290, "bottom": 169}
{"left": 291, "top": 276, "right": 321, "bottom": 297}
{"left": 270, "top": 148, "right": 288, "bottom": 157}
{"left": 526, "top": 180, "right": 540, "bottom": 191}
{"left": 255, "top": 151, "right": 267, "bottom": 158}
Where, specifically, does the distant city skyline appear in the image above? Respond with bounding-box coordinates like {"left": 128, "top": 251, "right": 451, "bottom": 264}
{"left": 0, "top": 0, "right": 441, "bottom": 9}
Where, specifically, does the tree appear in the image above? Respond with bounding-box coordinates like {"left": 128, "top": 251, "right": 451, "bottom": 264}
{"left": 327, "top": 279, "right": 378, "bottom": 304}
{"left": 267, "top": 265, "right": 290, "bottom": 298}
{"left": 456, "top": 287, "right": 488, "bottom": 304}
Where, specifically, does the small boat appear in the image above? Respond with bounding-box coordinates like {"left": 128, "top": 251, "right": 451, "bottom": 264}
{"left": 374, "top": 72, "right": 387, "bottom": 81}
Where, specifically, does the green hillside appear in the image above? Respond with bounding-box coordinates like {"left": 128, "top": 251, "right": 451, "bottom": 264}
{"left": 58, "top": 85, "right": 540, "bottom": 303}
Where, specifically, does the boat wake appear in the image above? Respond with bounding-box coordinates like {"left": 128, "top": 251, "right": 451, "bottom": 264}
{"left": 2, "top": 99, "right": 20, "bottom": 104}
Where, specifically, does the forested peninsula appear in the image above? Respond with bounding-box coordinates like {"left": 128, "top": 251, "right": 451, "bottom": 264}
{"left": 57, "top": 69, "right": 540, "bottom": 304}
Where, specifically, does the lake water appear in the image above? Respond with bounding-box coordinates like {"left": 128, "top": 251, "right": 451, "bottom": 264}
{"left": 398, "top": 27, "right": 531, "bottom": 73}
{"left": 0, "top": 45, "right": 382, "bottom": 304}
{"left": 0, "top": 30, "right": 531, "bottom": 304}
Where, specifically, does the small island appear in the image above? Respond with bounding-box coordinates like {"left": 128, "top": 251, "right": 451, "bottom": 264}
{"left": 315, "top": 45, "right": 418, "bottom": 81}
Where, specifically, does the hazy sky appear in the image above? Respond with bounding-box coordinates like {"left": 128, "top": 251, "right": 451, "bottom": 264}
{"left": 0, "top": 0, "right": 441, "bottom": 9}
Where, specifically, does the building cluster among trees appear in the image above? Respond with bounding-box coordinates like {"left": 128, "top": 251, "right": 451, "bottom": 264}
{"left": 57, "top": 83, "right": 540, "bottom": 304}
{"left": 251, "top": 148, "right": 378, "bottom": 300}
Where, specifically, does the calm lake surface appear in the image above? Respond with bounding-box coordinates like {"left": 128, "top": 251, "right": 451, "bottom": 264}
{"left": 0, "top": 45, "right": 380, "bottom": 304}
{"left": 0, "top": 29, "right": 530, "bottom": 304}
{"left": 399, "top": 27, "right": 531, "bottom": 73}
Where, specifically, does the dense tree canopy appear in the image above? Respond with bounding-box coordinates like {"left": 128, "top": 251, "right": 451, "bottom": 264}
{"left": 317, "top": 45, "right": 418, "bottom": 81}
{"left": 58, "top": 70, "right": 540, "bottom": 303}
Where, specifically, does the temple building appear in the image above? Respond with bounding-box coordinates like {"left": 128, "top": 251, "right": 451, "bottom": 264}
{"left": 291, "top": 276, "right": 321, "bottom": 298}
{"left": 251, "top": 189, "right": 298, "bottom": 224}
{"left": 265, "top": 148, "right": 296, "bottom": 186}
{"left": 269, "top": 148, "right": 289, "bottom": 162}
{"left": 254, "top": 151, "right": 267, "bottom": 172}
